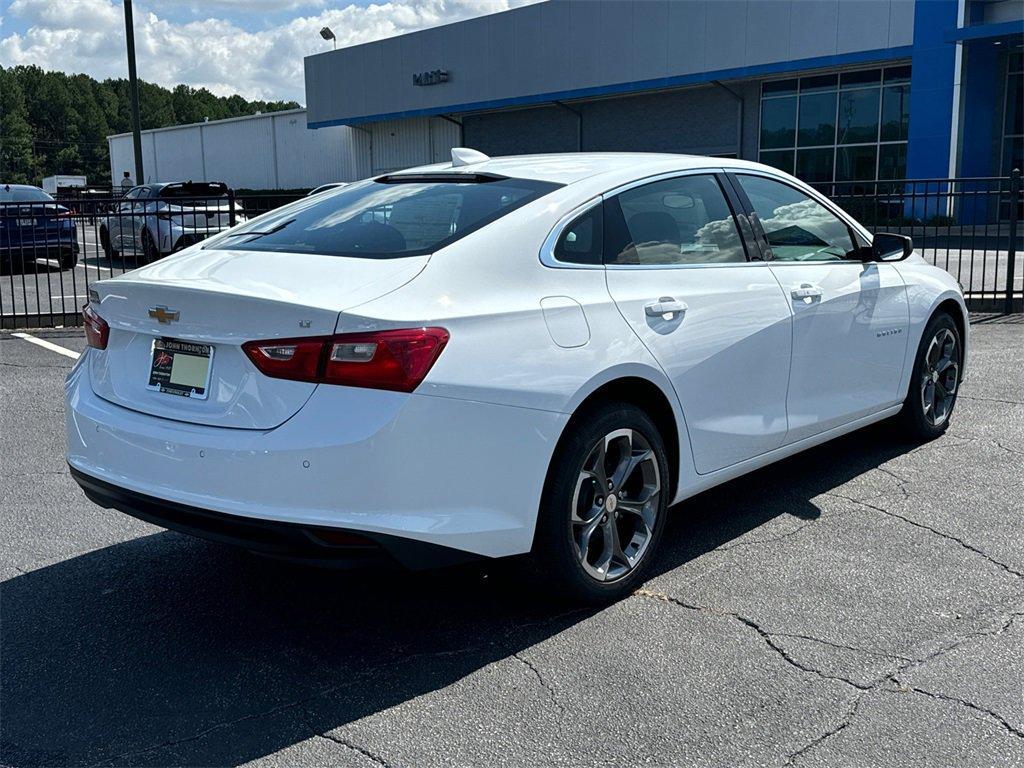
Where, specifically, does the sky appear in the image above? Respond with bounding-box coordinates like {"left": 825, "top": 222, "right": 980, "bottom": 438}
{"left": 0, "top": 0, "right": 536, "bottom": 104}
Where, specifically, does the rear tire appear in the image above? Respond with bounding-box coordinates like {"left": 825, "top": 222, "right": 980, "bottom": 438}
{"left": 59, "top": 249, "right": 78, "bottom": 269}
{"left": 140, "top": 229, "right": 161, "bottom": 265}
{"left": 532, "top": 401, "right": 670, "bottom": 604}
{"left": 897, "top": 311, "right": 962, "bottom": 441}
{"left": 100, "top": 226, "right": 119, "bottom": 259}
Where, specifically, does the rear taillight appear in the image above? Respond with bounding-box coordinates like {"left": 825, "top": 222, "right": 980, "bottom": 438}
{"left": 242, "top": 328, "right": 449, "bottom": 393}
{"left": 82, "top": 304, "right": 109, "bottom": 350}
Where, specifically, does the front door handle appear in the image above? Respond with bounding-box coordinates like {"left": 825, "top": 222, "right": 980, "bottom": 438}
{"left": 791, "top": 284, "right": 823, "bottom": 301}
{"left": 645, "top": 297, "right": 688, "bottom": 319}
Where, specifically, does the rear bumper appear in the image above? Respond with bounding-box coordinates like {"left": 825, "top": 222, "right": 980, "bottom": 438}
{"left": 1, "top": 239, "right": 78, "bottom": 255}
{"left": 70, "top": 466, "right": 476, "bottom": 569}
{"left": 66, "top": 357, "right": 567, "bottom": 560}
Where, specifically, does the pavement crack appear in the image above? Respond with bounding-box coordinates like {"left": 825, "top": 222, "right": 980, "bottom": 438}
{"left": 634, "top": 589, "right": 871, "bottom": 691}
{"left": 512, "top": 652, "right": 566, "bottom": 715}
{"left": 995, "top": 440, "right": 1024, "bottom": 456}
{"left": 784, "top": 690, "right": 866, "bottom": 765}
{"left": 825, "top": 492, "right": 1023, "bottom": 580}
{"left": 957, "top": 395, "right": 1024, "bottom": 406}
{"left": 893, "top": 611, "right": 1021, "bottom": 681}
{"left": 767, "top": 631, "right": 912, "bottom": 662}
{"left": 895, "top": 687, "right": 1024, "bottom": 739}
{"left": 313, "top": 732, "right": 395, "bottom": 767}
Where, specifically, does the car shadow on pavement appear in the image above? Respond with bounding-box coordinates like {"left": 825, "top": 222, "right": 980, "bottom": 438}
{"left": 1, "top": 422, "right": 915, "bottom": 767}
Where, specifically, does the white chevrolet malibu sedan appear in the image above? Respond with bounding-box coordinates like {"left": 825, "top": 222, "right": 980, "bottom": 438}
{"left": 67, "top": 150, "right": 967, "bottom": 602}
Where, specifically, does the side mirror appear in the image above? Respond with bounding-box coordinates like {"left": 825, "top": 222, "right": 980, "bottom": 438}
{"left": 872, "top": 233, "right": 913, "bottom": 262}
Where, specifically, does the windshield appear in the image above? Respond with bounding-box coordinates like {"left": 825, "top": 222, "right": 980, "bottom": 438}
{"left": 0, "top": 187, "right": 54, "bottom": 203}
{"left": 205, "top": 175, "right": 561, "bottom": 258}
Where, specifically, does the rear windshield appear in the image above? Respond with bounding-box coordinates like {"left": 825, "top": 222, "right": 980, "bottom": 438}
{"left": 205, "top": 175, "right": 561, "bottom": 258}
{"left": 0, "top": 187, "right": 53, "bottom": 203}
{"left": 160, "top": 182, "right": 228, "bottom": 199}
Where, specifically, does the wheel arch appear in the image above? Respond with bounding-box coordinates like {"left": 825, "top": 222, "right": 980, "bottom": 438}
{"left": 932, "top": 294, "right": 969, "bottom": 379}
{"left": 559, "top": 369, "right": 688, "bottom": 500}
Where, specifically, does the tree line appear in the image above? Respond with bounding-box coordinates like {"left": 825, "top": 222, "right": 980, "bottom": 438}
{"left": 0, "top": 65, "right": 299, "bottom": 188}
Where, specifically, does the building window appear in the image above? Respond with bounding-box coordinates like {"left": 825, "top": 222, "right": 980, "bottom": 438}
{"left": 1001, "top": 52, "right": 1023, "bottom": 176}
{"left": 758, "top": 65, "right": 911, "bottom": 184}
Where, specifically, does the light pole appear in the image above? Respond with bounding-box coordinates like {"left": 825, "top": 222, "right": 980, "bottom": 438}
{"left": 320, "top": 26, "right": 337, "bottom": 51}
{"left": 124, "top": 0, "right": 144, "bottom": 184}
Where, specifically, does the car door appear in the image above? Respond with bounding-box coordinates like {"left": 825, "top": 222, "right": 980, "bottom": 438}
{"left": 731, "top": 172, "right": 910, "bottom": 443}
{"left": 110, "top": 188, "right": 139, "bottom": 253}
{"left": 603, "top": 172, "right": 793, "bottom": 475}
{"left": 125, "top": 187, "right": 150, "bottom": 255}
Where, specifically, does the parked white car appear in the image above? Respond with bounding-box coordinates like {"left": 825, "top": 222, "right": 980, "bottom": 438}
{"left": 67, "top": 151, "right": 967, "bottom": 602}
{"left": 99, "top": 181, "right": 244, "bottom": 264}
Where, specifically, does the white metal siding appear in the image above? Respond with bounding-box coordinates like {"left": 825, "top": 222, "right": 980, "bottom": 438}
{"left": 369, "top": 117, "right": 461, "bottom": 175}
{"left": 107, "top": 110, "right": 360, "bottom": 190}
{"left": 203, "top": 117, "right": 277, "bottom": 190}
{"left": 152, "top": 128, "right": 205, "bottom": 183}
{"left": 273, "top": 111, "right": 349, "bottom": 188}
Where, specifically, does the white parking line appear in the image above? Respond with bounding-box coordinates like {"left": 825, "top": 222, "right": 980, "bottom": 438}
{"left": 11, "top": 332, "right": 81, "bottom": 360}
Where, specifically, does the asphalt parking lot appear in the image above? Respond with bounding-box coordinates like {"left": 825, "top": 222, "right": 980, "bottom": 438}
{"left": 1, "top": 319, "right": 1022, "bottom": 767}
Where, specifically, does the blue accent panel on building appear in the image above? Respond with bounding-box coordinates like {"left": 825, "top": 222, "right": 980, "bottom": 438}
{"left": 958, "top": 43, "right": 1001, "bottom": 177}
{"left": 945, "top": 20, "right": 1024, "bottom": 43}
{"left": 906, "top": 0, "right": 960, "bottom": 179}
{"left": 307, "top": 45, "right": 914, "bottom": 129}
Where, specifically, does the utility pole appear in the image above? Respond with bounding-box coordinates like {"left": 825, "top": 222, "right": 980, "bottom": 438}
{"left": 124, "top": 0, "right": 144, "bottom": 184}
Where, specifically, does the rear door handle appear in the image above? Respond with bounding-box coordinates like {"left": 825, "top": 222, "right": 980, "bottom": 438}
{"left": 791, "top": 284, "right": 823, "bottom": 300}
{"left": 644, "top": 297, "right": 688, "bottom": 318}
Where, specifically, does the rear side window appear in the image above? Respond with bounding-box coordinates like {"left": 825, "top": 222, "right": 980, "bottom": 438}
{"left": 553, "top": 204, "right": 603, "bottom": 265}
{"left": 605, "top": 174, "right": 746, "bottom": 265}
{"left": 207, "top": 175, "right": 560, "bottom": 258}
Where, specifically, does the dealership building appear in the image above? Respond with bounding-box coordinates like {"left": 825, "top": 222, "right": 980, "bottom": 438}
{"left": 303, "top": 0, "right": 1023, "bottom": 184}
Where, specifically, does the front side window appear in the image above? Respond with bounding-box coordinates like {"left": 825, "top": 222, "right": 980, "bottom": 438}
{"left": 605, "top": 174, "right": 746, "bottom": 266}
{"left": 206, "top": 175, "right": 560, "bottom": 258}
{"left": 736, "top": 175, "right": 857, "bottom": 262}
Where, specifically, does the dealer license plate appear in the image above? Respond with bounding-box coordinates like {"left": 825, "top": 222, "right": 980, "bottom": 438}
{"left": 147, "top": 338, "right": 214, "bottom": 399}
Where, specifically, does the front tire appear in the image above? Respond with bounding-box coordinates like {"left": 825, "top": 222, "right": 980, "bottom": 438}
{"left": 898, "top": 311, "right": 962, "bottom": 440}
{"left": 533, "top": 401, "right": 669, "bottom": 604}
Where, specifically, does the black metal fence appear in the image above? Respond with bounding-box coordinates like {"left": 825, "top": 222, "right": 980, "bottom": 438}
{"left": 2, "top": 173, "right": 1022, "bottom": 329}
{"left": 814, "top": 169, "right": 1022, "bottom": 313}
{"left": 0, "top": 191, "right": 303, "bottom": 329}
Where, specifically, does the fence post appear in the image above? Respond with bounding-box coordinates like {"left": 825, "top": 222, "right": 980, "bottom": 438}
{"left": 1007, "top": 168, "right": 1020, "bottom": 315}
{"left": 228, "top": 188, "right": 237, "bottom": 228}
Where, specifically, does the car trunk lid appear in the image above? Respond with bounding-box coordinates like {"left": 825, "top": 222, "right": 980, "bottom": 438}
{"left": 87, "top": 247, "right": 428, "bottom": 429}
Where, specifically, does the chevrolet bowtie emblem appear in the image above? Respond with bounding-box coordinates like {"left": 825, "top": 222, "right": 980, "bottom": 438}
{"left": 148, "top": 306, "right": 180, "bottom": 324}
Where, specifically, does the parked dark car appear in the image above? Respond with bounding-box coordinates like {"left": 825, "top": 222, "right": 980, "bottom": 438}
{"left": 0, "top": 184, "right": 79, "bottom": 271}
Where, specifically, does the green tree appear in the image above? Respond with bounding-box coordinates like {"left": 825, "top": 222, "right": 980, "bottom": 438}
{"left": 0, "top": 67, "right": 35, "bottom": 183}
{"left": 3, "top": 66, "right": 300, "bottom": 185}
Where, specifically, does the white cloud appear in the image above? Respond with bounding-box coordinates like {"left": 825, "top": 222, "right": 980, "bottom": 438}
{"left": 0, "top": 0, "right": 534, "bottom": 103}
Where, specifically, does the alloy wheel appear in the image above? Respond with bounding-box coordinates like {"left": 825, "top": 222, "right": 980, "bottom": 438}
{"left": 920, "top": 328, "right": 959, "bottom": 427}
{"left": 571, "top": 428, "right": 661, "bottom": 582}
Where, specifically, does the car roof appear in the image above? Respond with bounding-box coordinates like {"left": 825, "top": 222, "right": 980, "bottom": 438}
{"left": 387, "top": 152, "right": 770, "bottom": 185}
{"left": 1, "top": 184, "right": 46, "bottom": 191}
